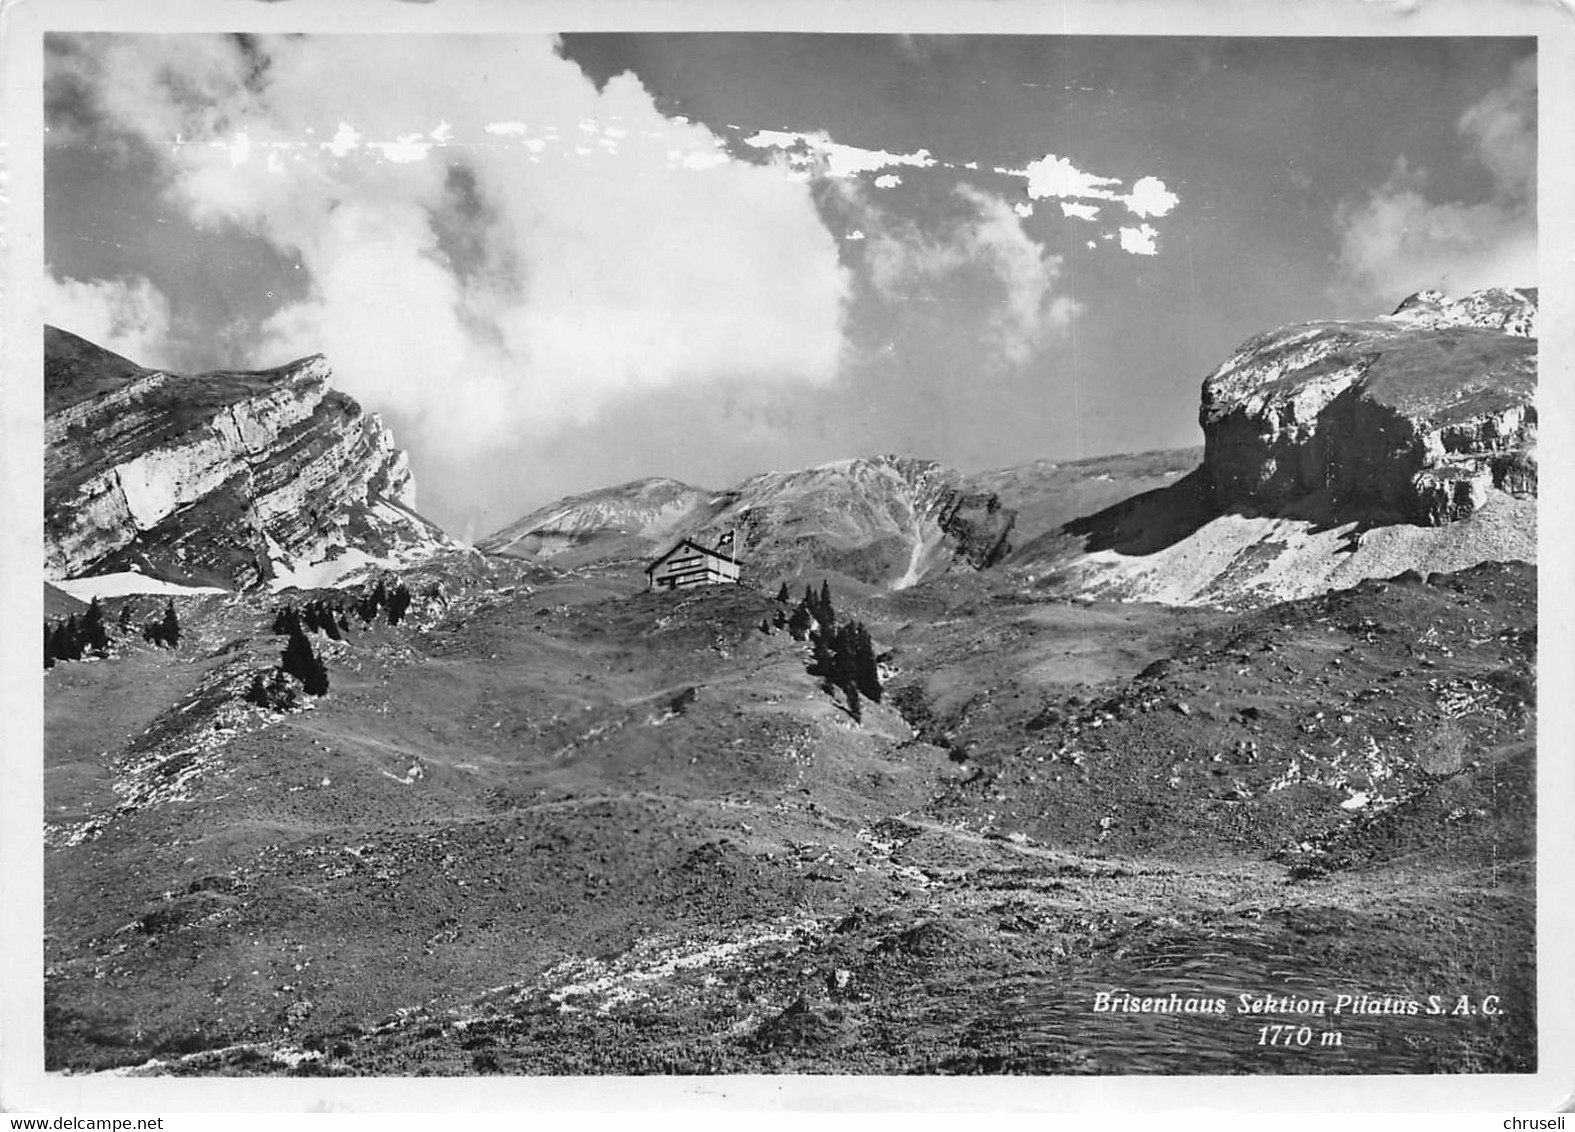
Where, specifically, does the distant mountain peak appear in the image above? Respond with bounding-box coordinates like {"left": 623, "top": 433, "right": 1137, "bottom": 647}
{"left": 476, "top": 477, "right": 714, "bottom": 560}
{"left": 481, "top": 453, "right": 1014, "bottom": 589}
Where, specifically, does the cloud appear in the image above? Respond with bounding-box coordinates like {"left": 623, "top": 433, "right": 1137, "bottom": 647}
{"left": 861, "top": 183, "right": 1079, "bottom": 366}
{"left": 741, "top": 124, "right": 1180, "bottom": 257}
{"left": 1335, "top": 56, "right": 1535, "bottom": 301}
{"left": 1458, "top": 56, "right": 1536, "bottom": 200}
{"left": 44, "top": 273, "right": 175, "bottom": 367}
{"left": 1011, "top": 153, "right": 1123, "bottom": 202}
{"left": 1001, "top": 154, "right": 1178, "bottom": 220}
{"left": 957, "top": 187, "right": 1081, "bottom": 363}
{"left": 994, "top": 151, "right": 1177, "bottom": 249}
{"left": 50, "top": 35, "right": 851, "bottom": 454}
{"left": 743, "top": 128, "right": 936, "bottom": 179}
{"left": 1122, "top": 176, "right": 1180, "bottom": 219}
{"left": 1117, "top": 224, "right": 1158, "bottom": 256}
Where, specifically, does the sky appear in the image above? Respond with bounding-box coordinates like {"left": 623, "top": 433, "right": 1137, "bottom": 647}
{"left": 43, "top": 34, "right": 1537, "bottom": 541}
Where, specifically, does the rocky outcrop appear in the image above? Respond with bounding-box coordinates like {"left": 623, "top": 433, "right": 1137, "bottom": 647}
{"left": 1199, "top": 287, "right": 1536, "bottom": 525}
{"left": 45, "top": 327, "right": 452, "bottom": 589}
{"left": 935, "top": 489, "right": 1015, "bottom": 569}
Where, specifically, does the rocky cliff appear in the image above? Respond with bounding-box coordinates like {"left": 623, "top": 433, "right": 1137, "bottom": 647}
{"left": 45, "top": 327, "right": 452, "bottom": 590}
{"left": 1199, "top": 287, "right": 1536, "bottom": 525}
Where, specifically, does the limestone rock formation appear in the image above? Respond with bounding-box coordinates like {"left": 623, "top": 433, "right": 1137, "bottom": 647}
{"left": 45, "top": 327, "right": 452, "bottom": 589}
{"left": 1199, "top": 287, "right": 1536, "bottom": 525}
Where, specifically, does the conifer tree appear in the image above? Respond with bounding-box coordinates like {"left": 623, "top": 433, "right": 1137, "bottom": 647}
{"left": 280, "top": 621, "right": 328, "bottom": 696}
{"left": 787, "top": 603, "right": 812, "bottom": 641}
{"left": 811, "top": 633, "right": 836, "bottom": 684}
{"left": 775, "top": 582, "right": 791, "bottom": 603}
{"left": 62, "top": 614, "right": 83, "bottom": 660}
{"left": 819, "top": 581, "right": 835, "bottom": 629}
{"left": 83, "top": 597, "right": 110, "bottom": 656}
{"left": 303, "top": 651, "right": 330, "bottom": 696}
{"left": 853, "top": 623, "right": 882, "bottom": 703}
{"left": 834, "top": 624, "right": 860, "bottom": 697}
{"left": 388, "top": 583, "right": 411, "bottom": 625}
{"left": 244, "top": 672, "right": 271, "bottom": 707}
{"left": 160, "top": 600, "right": 180, "bottom": 649}
{"left": 117, "top": 604, "right": 133, "bottom": 633}
{"left": 272, "top": 605, "right": 298, "bottom": 636}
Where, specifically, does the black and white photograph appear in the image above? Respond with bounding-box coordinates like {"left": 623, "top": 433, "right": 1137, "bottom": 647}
{"left": 4, "top": 0, "right": 1572, "bottom": 1115}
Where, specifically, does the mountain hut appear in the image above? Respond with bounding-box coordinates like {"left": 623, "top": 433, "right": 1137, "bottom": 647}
{"left": 645, "top": 530, "right": 743, "bottom": 592}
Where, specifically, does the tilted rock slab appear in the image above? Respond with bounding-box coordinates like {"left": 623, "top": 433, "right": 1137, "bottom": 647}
{"left": 1199, "top": 287, "right": 1536, "bottom": 525}
{"left": 45, "top": 327, "right": 449, "bottom": 589}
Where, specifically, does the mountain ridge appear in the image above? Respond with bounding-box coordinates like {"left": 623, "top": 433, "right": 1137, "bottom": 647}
{"left": 474, "top": 287, "right": 1534, "bottom": 610}
{"left": 480, "top": 453, "right": 1016, "bottom": 591}
{"left": 44, "top": 326, "right": 455, "bottom": 591}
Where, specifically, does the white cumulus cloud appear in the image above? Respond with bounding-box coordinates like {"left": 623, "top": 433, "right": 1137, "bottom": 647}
{"left": 1121, "top": 175, "right": 1179, "bottom": 219}
{"left": 1335, "top": 56, "right": 1535, "bottom": 301}
{"left": 44, "top": 273, "right": 175, "bottom": 367}
{"left": 861, "top": 183, "right": 1078, "bottom": 366}
{"left": 1010, "top": 153, "right": 1122, "bottom": 201}
{"left": 998, "top": 152, "right": 1178, "bottom": 245}
{"left": 1117, "top": 224, "right": 1159, "bottom": 256}
{"left": 50, "top": 35, "right": 851, "bottom": 455}
{"left": 744, "top": 128, "right": 936, "bottom": 180}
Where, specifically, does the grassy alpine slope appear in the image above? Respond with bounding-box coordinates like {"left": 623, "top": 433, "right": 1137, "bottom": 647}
{"left": 43, "top": 545, "right": 1534, "bottom": 1075}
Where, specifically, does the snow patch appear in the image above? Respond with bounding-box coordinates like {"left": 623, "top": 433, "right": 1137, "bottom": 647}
{"left": 53, "top": 573, "right": 229, "bottom": 600}
{"left": 268, "top": 547, "right": 379, "bottom": 592}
